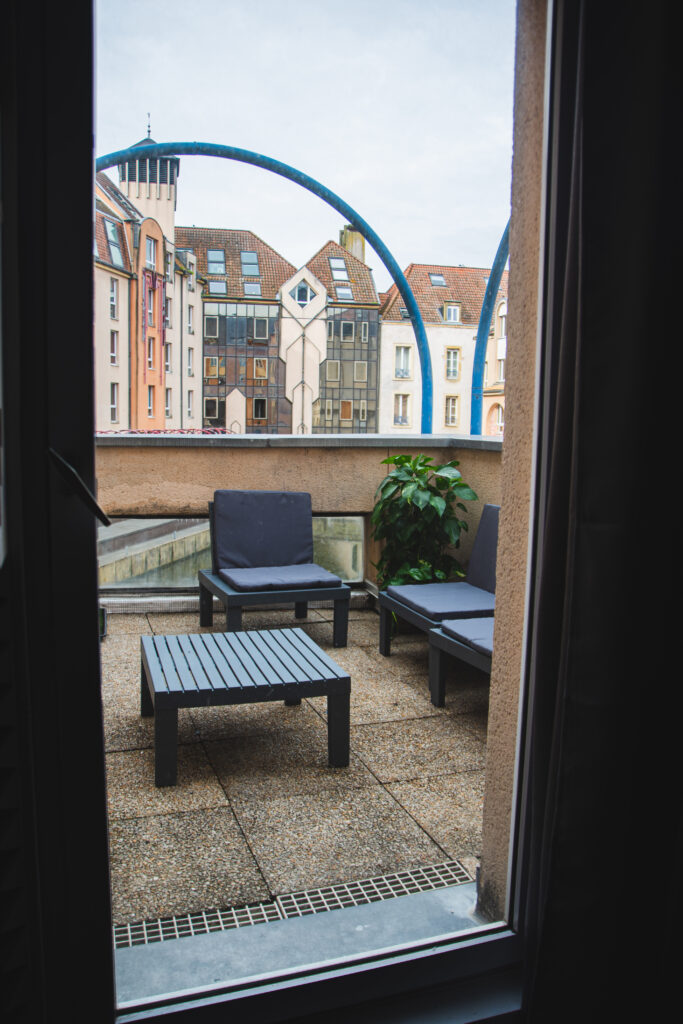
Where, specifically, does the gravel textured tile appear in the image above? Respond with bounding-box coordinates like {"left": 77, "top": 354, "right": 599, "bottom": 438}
{"left": 146, "top": 612, "right": 217, "bottom": 635}
{"left": 306, "top": 646, "right": 437, "bottom": 725}
{"left": 351, "top": 716, "right": 486, "bottom": 783}
{"left": 106, "top": 746, "right": 229, "bottom": 820}
{"left": 109, "top": 808, "right": 269, "bottom": 923}
{"left": 106, "top": 613, "right": 152, "bottom": 635}
{"left": 364, "top": 646, "right": 490, "bottom": 716}
{"left": 189, "top": 698, "right": 321, "bottom": 741}
{"left": 388, "top": 770, "right": 486, "bottom": 860}
{"left": 231, "top": 787, "right": 447, "bottom": 894}
{"left": 205, "top": 714, "right": 375, "bottom": 799}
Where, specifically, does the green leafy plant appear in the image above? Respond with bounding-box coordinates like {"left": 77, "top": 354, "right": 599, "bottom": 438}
{"left": 370, "top": 454, "right": 478, "bottom": 589}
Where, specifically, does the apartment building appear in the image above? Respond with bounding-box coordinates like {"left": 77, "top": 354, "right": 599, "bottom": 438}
{"left": 379, "top": 265, "right": 509, "bottom": 435}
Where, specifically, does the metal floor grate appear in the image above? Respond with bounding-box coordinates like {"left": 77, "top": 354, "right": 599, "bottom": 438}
{"left": 113, "top": 860, "right": 473, "bottom": 949}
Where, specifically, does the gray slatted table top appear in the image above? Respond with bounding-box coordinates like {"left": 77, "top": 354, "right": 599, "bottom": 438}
{"left": 141, "top": 627, "right": 350, "bottom": 708}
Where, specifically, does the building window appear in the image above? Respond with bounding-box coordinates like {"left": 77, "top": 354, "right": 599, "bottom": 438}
{"left": 187, "top": 348, "right": 194, "bottom": 376}
{"left": 147, "top": 287, "right": 154, "bottom": 326}
{"left": 165, "top": 297, "right": 172, "bottom": 327}
{"left": 394, "top": 393, "right": 410, "bottom": 426}
{"left": 445, "top": 304, "right": 461, "bottom": 322}
{"left": 207, "top": 249, "right": 226, "bottom": 274}
{"left": 165, "top": 388, "right": 172, "bottom": 418}
{"left": 445, "top": 395, "right": 459, "bottom": 426}
{"left": 208, "top": 281, "right": 228, "bottom": 296}
{"left": 147, "top": 338, "right": 155, "bottom": 369}
{"left": 187, "top": 390, "right": 194, "bottom": 418}
{"left": 446, "top": 347, "right": 460, "bottom": 379}
{"left": 145, "top": 236, "right": 157, "bottom": 269}
{"left": 498, "top": 301, "right": 507, "bottom": 337}
{"left": 109, "top": 331, "right": 118, "bottom": 365}
{"left": 165, "top": 251, "right": 173, "bottom": 282}
{"left": 110, "top": 278, "right": 118, "bottom": 319}
{"left": 241, "top": 250, "right": 260, "bottom": 276}
{"left": 244, "top": 282, "right": 262, "bottom": 296}
{"left": 147, "top": 385, "right": 155, "bottom": 417}
{"left": 327, "top": 320, "right": 334, "bottom": 341}
{"left": 429, "top": 273, "right": 446, "bottom": 286}
{"left": 326, "top": 360, "right": 340, "bottom": 382}
{"left": 253, "top": 397, "right": 267, "bottom": 420}
{"left": 329, "top": 257, "right": 349, "bottom": 281}
{"left": 291, "top": 281, "right": 316, "bottom": 306}
{"left": 188, "top": 305, "right": 194, "bottom": 333}
{"left": 336, "top": 286, "right": 353, "bottom": 301}
{"left": 341, "top": 321, "right": 354, "bottom": 343}
{"left": 340, "top": 400, "right": 353, "bottom": 421}
{"left": 354, "top": 360, "right": 368, "bottom": 383}
{"left": 325, "top": 399, "right": 333, "bottom": 421}
{"left": 164, "top": 343, "right": 172, "bottom": 373}
{"left": 204, "top": 397, "right": 218, "bottom": 419}
{"left": 484, "top": 361, "right": 489, "bottom": 386}
{"left": 395, "top": 346, "right": 411, "bottom": 378}
{"left": 359, "top": 399, "right": 367, "bottom": 422}
{"left": 104, "top": 220, "right": 123, "bottom": 268}
{"left": 495, "top": 404, "right": 504, "bottom": 432}
{"left": 110, "top": 382, "right": 118, "bottom": 423}
{"left": 204, "top": 356, "right": 218, "bottom": 378}
{"left": 361, "top": 321, "right": 369, "bottom": 343}
{"left": 252, "top": 317, "right": 268, "bottom": 341}
{"left": 497, "top": 358, "right": 506, "bottom": 382}
{"left": 205, "top": 316, "right": 219, "bottom": 338}
{"left": 254, "top": 357, "right": 268, "bottom": 380}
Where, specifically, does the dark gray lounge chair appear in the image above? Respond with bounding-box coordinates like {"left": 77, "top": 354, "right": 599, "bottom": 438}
{"left": 428, "top": 617, "right": 494, "bottom": 707}
{"left": 378, "top": 503, "right": 499, "bottom": 656}
{"left": 198, "top": 490, "right": 351, "bottom": 646}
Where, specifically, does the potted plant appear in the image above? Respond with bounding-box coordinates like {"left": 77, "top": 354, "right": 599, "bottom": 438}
{"left": 370, "top": 453, "right": 478, "bottom": 589}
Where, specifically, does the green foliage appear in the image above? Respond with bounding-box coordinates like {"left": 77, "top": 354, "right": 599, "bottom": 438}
{"left": 370, "top": 454, "right": 478, "bottom": 589}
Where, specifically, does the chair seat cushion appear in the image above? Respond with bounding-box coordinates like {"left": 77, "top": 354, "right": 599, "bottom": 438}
{"left": 386, "top": 582, "right": 495, "bottom": 621}
{"left": 441, "top": 617, "right": 495, "bottom": 656}
{"left": 219, "top": 563, "right": 342, "bottom": 592}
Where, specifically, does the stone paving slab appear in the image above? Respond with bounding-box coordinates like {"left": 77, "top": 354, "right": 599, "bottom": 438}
{"left": 106, "top": 745, "right": 229, "bottom": 820}
{"left": 108, "top": 808, "right": 269, "bottom": 923}
{"left": 230, "top": 786, "right": 447, "bottom": 895}
{"left": 351, "top": 715, "right": 487, "bottom": 784}
{"left": 106, "top": 613, "right": 152, "bottom": 635}
{"left": 388, "top": 770, "right": 486, "bottom": 860}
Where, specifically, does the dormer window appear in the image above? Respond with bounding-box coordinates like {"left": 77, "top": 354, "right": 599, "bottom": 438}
{"left": 445, "top": 304, "right": 461, "bottom": 323}
{"left": 429, "top": 273, "right": 446, "bottom": 286}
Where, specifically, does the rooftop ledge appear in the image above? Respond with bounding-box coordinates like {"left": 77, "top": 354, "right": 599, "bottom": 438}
{"left": 95, "top": 432, "right": 503, "bottom": 451}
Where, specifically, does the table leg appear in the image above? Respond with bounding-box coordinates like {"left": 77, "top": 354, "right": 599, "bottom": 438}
{"left": 295, "top": 601, "right": 308, "bottom": 619}
{"left": 327, "top": 691, "right": 350, "bottom": 767}
{"left": 429, "top": 644, "right": 447, "bottom": 708}
{"left": 379, "top": 604, "right": 393, "bottom": 656}
{"left": 333, "top": 595, "right": 350, "bottom": 647}
{"left": 226, "top": 605, "right": 242, "bottom": 631}
{"left": 199, "top": 582, "right": 213, "bottom": 626}
{"left": 140, "top": 660, "right": 154, "bottom": 717}
{"left": 155, "top": 707, "right": 179, "bottom": 786}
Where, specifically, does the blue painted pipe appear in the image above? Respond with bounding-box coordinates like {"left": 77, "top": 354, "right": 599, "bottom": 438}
{"left": 471, "top": 219, "right": 510, "bottom": 435}
{"left": 96, "top": 142, "right": 434, "bottom": 433}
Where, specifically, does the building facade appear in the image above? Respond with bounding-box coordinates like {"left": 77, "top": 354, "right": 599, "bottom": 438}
{"left": 379, "top": 265, "right": 509, "bottom": 435}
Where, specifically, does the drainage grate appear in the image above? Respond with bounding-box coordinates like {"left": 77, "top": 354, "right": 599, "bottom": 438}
{"left": 113, "top": 861, "right": 473, "bottom": 949}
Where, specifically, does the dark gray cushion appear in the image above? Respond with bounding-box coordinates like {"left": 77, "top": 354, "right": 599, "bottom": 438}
{"left": 441, "top": 617, "right": 495, "bottom": 656}
{"left": 213, "top": 490, "right": 314, "bottom": 569}
{"left": 386, "top": 582, "right": 496, "bottom": 621}
{"left": 219, "top": 563, "right": 342, "bottom": 592}
{"left": 466, "top": 504, "right": 499, "bottom": 593}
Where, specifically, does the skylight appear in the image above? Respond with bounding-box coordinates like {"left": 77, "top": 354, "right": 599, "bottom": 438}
{"left": 329, "top": 257, "right": 349, "bottom": 281}
{"left": 335, "top": 286, "right": 353, "bottom": 301}
{"left": 241, "top": 251, "right": 260, "bottom": 276}
{"left": 429, "top": 273, "right": 446, "bottom": 286}
{"left": 207, "top": 249, "right": 226, "bottom": 274}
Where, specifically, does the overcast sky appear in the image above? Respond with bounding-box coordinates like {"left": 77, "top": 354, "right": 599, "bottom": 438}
{"left": 95, "top": 0, "right": 516, "bottom": 292}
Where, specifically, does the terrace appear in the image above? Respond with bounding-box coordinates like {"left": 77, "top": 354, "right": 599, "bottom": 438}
{"left": 96, "top": 434, "right": 515, "bottom": 1001}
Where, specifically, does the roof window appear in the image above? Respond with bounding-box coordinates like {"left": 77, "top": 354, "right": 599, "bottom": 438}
{"left": 241, "top": 251, "right": 260, "bottom": 276}
{"left": 429, "top": 273, "right": 446, "bottom": 286}
{"left": 207, "top": 249, "right": 225, "bottom": 274}
{"left": 335, "top": 285, "right": 353, "bottom": 301}
{"left": 329, "top": 257, "right": 349, "bottom": 282}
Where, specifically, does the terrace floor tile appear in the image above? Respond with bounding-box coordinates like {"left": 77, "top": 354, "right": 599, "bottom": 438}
{"left": 351, "top": 716, "right": 487, "bottom": 784}
{"left": 106, "top": 745, "right": 229, "bottom": 820}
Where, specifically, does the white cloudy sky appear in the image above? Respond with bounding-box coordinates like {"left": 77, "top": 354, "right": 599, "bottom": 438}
{"left": 95, "top": 0, "right": 515, "bottom": 291}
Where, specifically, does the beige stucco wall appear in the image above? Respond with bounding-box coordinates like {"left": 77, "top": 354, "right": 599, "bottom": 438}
{"left": 94, "top": 264, "right": 130, "bottom": 431}
{"left": 477, "top": 0, "right": 547, "bottom": 921}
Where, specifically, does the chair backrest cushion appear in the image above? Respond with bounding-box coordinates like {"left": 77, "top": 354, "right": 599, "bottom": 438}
{"left": 212, "top": 490, "right": 314, "bottom": 570}
{"left": 466, "top": 504, "right": 500, "bottom": 593}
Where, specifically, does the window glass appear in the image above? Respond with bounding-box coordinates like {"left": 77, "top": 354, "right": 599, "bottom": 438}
{"left": 208, "top": 281, "right": 228, "bottom": 295}
{"left": 429, "top": 273, "right": 446, "bottom": 286}
{"left": 207, "top": 249, "right": 226, "bottom": 274}
{"left": 336, "top": 286, "right": 353, "bottom": 300}
{"left": 244, "top": 282, "right": 262, "bottom": 296}
{"left": 105, "top": 220, "right": 124, "bottom": 268}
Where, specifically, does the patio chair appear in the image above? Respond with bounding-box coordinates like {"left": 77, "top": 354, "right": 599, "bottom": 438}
{"left": 427, "top": 617, "right": 494, "bottom": 707}
{"left": 378, "top": 503, "right": 499, "bottom": 657}
{"left": 198, "top": 489, "right": 351, "bottom": 646}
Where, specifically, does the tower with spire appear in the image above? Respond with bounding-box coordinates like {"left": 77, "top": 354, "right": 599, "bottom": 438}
{"left": 117, "top": 123, "right": 179, "bottom": 241}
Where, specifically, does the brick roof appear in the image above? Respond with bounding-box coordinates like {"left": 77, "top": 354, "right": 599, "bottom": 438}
{"left": 305, "top": 240, "right": 379, "bottom": 306}
{"left": 380, "top": 264, "right": 508, "bottom": 324}
{"left": 174, "top": 227, "right": 296, "bottom": 301}
{"left": 95, "top": 171, "right": 143, "bottom": 224}
{"left": 94, "top": 206, "right": 131, "bottom": 272}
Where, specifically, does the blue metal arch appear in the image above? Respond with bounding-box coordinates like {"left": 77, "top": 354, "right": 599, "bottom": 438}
{"left": 96, "top": 142, "right": 435, "bottom": 433}
{"left": 471, "top": 220, "right": 510, "bottom": 435}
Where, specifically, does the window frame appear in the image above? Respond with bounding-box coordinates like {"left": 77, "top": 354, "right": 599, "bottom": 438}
{"left": 165, "top": 387, "right": 172, "bottom": 418}
{"left": 109, "top": 277, "right": 118, "bottom": 319}
{"left": 446, "top": 347, "right": 460, "bottom": 380}
{"left": 326, "top": 360, "right": 340, "bottom": 382}
{"left": 207, "top": 248, "right": 226, "bottom": 275}
{"left": 145, "top": 236, "right": 157, "bottom": 270}
{"left": 393, "top": 392, "right": 410, "bottom": 426}
{"left": 109, "top": 381, "right": 118, "bottom": 422}
{"left": 252, "top": 396, "right": 267, "bottom": 421}
{"left": 444, "top": 394, "right": 459, "bottom": 426}
{"left": 394, "top": 345, "right": 411, "bottom": 379}
{"left": 104, "top": 219, "right": 123, "bottom": 268}
{"left": 354, "top": 359, "right": 368, "bottom": 383}
{"left": 109, "top": 329, "right": 118, "bottom": 366}
{"left": 339, "top": 399, "right": 353, "bottom": 421}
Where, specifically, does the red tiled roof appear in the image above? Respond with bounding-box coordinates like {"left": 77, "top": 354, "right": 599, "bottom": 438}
{"left": 94, "top": 207, "right": 131, "bottom": 272}
{"left": 174, "top": 227, "right": 296, "bottom": 301}
{"left": 305, "top": 240, "right": 379, "bottom": 306}
{"left": 380, "top": 264, "right": 508, "bottom": 324}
